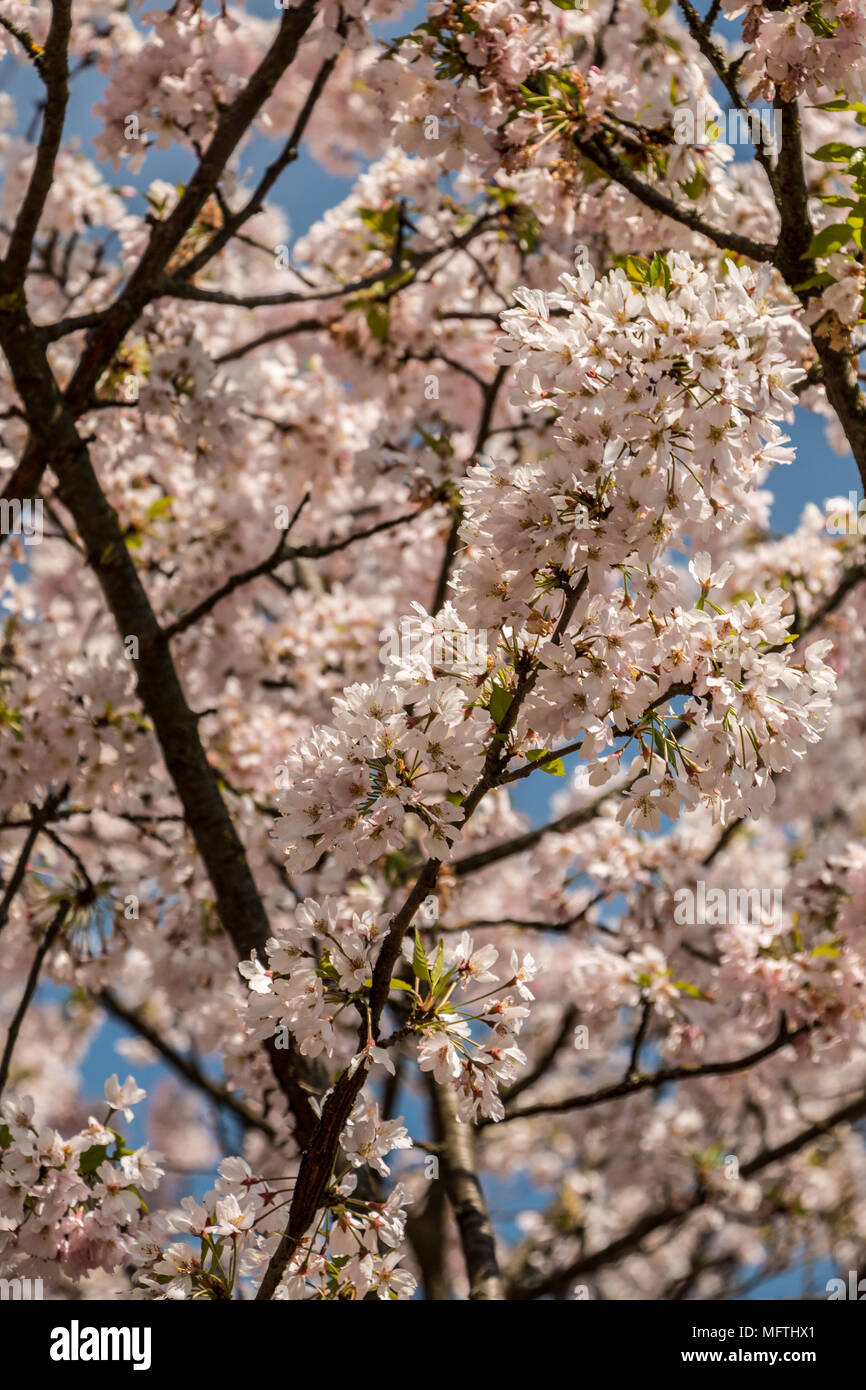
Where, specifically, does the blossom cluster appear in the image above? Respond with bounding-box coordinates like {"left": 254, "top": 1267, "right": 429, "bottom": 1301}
{"left": 727, "top": 0, "right": 866, "bottom": 104}
{"left": 238, "top": 900, "right": 537, "bottom": 1122}
{"left": 134, "top": 1119, "right": 416, "bottom": 1301}
{"left": 465, "top": 256, "right": 835, "bottom": 825}
{"left": 272, "top": 626, "right": 491, "bottom": 873}
{"left": 0, "top": 1078, "right": 164, "bottom": 1283}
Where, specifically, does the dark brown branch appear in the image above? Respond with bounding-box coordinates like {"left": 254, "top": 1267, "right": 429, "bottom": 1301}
{"left": 489, "top": 1017, "right": 808, "bottom": 1127}
{"left": 256, "top": 577, "right": 592, "bottom": 1296}
{"left": 66, "top": 0, "right": 319, "bottom": 403}
{"left": 0, "top": 785, "right": 68, "bottom": 937}
{"left": 453, "top": 774, "right": 633, "bottom": 877}
{"left": 98, "top": 989, "right": 277, "bottom": 1143}
{"left": 153, "top": 212, "right": 498, "bottom": 310}
{"left": 676, "top": 0, "right": 777, "bottom": 192}
{"left": 0, "top": 304, "right": 320, "bottom": 1148}
{"left": 163, "top": 507, "right": 418, "bottom": 640}
{"left": 0, "top": 0, "right": 320, "bottom": 521}
{"left": 508, "top": 1073, "right": 866, "bottom": 1297}
{"left": 174, "top": 27, "right": 346, "bottom": 284}
{"left": 577, "top": 133, "right": 776, "bottom": 262}
{"left": 213, "top": 317, "right": 328, "bottom": 365}
{"left": 0, "top": 12, "right": 46, "bottom": 69}
{"left": 0, "top": 0, "right": 70, "bottom": 285}
{"left": 0, "top": 902, "right": 69, "bottom": 1096}
{"left": 35, "top": 310, "right": 112, "bottom": 344}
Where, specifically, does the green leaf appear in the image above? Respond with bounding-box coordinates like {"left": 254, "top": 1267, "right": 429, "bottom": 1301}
{"left": 680, "top": 169, "right": 708, "bottom": 201}
{"left": 79, "top": 1143, "right": 110, "bottom": 1175}
{"left": 513, "top": 207, "right": 541, "bottom": 254}
{"left": 413, "top": 928, "right": 430, "bottom": 983}
{"left": 488, "top": 684, "right": 513, "bottom": 725}
{"left": 792, "top": 271, "right": 834, "bottom": 292}
{"left": 388, "top": 977, "right": 416, "bottom": 992}
{"left": 431, "top": 940, "right": 445, "bottom": 989}
{"left": 146, "top": 496, "right": 174, "bottom": 521}
{"left": 806, "top": 6, "right": 839, "bottom": 38}
{"left": 809, "top": 142, "right": 856, "bottom": 162}
{"left": 384, "top": 849, "right": 412, "bottom": 886}
{"left": 810, "top": 942, "right": 842, "bottom": 958}
{"left": 648, "top": 252, "right": 671, "bottom": 291}
{"left": 672, "top": 979, "right": 711, "bottom": 1000}
{"left": 526, "top": 749, "right": 566, "bottom": 776}
{"left": 0, "top": 1125, "right": 11, "bottom": 1149}
{"left": 358, "top": 204, "right": 400, "bottom": 241}
{"left": 625, "top": 254, "right": 651, "bottom": 284}
{"left": 318, "top": 949, "right": 340, "bottom": 981}
{"left": 365, "top": 302, "right": 390, "bottom": 342}
{"left": 806, "top": 222, "right": 852, "bottom": 258}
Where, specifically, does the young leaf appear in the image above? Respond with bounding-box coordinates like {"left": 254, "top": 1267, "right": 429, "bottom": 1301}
{"left": 673, "top": 980, "right": 711, "bottom": 1000}
{"left": 526, "top": 748, "right": 566, "bottom": 775}
{"left": 680, "top": 169, "right": 708, "bottom": 201}
{"left": 809, "top": 142, "right": 855, "bottom": 162}
{"left": 79, "top": 1143, "right": 111, "bottom": 1175}
{"left": 806, "top": 223, "right": 852, "bottom": 258}
{"left": 413, "top": 928, "right": 431, "bottom": 983}
{"left": 489, "top": 684, "right": 513, "bottom": 725}
{"left": 431, "top": 940, "right": 445, "bottom": 989}
{"left": 365, "top": 302, "right": 390, "bottom": 342}
{"left": 625, "top": 255, "right": 651, "bottom": 284}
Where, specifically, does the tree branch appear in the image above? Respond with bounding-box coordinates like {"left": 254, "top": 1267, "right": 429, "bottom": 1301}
{"left": 0, "top": 902, "right": 69, "bottom": 1096}
{"left": 508, "top": 1075, "right": 866, "bottom": 1297}
{"left": 577, "top": 132, "right": 776, "bottom": 263}
{"left": 163, "top": 506, "right": 418, "bottom": 641}
{"left": 97, "top": 989, "right": 278, "bottom": 1143}
{"left": 0, "top": 785, "right": 68, "bottom": 937}
{"left": 0, "top": 304, "right": 321, "bottom": 1147}
{"left": 0, "top": 0, "right": 70, "bottom": 285}
{"left": 488, "top": 1017, "right": 810, "bottom": 1127}
{"left": 432, "top": 1079, "right": 504, "bottom": 1299}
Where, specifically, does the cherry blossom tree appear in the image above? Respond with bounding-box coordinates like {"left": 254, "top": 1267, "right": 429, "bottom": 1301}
{"left": 3, "top": 0, "right": 866, "bottom": 1302}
